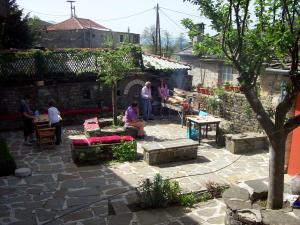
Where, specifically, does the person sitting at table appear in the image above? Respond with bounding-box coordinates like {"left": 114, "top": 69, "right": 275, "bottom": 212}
{"left": 124, "top": 102, "right": 145, "bottom": 138}
{"left": 20, "top": 94, "right": 35, "bottom": 146}
{"left": 48, "top": 100, "right": 62, "bottom": 145}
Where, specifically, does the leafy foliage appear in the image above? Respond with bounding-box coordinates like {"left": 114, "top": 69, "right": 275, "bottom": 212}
{"left": 0, "top": 0, "right": 33, "bottom": 49}
{"left": 179, "top": 193, "right": 198, "bottom": 207}
{"left": 205, "top": 181, "right": 229, "bottom": 198}
{"left": 0, "top": 138, "right": 16, "bottom": 177}
{"left": 112, "top": 141, "right": 136, "bottom": 162}
{"left": 137, "top": 174, "right": 182, "bottom": 208}
{"left": 183, "top": 0, "right": 299, "bottom": 209}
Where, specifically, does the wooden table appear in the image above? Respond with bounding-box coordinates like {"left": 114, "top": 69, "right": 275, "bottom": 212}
{"left": 186, "top": 115, "right": 222, "bottom": 144}
{"left": 34, "top": 114, "right": 49, "bottom": 125}
{"left": 161, "top": 102, "right": 192, "bottom": 127}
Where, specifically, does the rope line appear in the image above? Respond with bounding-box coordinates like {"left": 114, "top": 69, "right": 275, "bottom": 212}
{"left": 40, "top": 154, "right": 243, "bottom": 225}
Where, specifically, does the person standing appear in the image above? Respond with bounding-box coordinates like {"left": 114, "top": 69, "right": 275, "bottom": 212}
{"left": 124, "top": 102, "right": 145, "bottom": 137}
{"left": 158, "top": 79, "right": 169, "bottom": 116}
{"left": 20, "top": 95, "right": 35, "bottom": 145}
{"left": 48, "top": 100, "right": 62, "bottom": 145}
{"left": 141, "top": 81, "right": 153, "bottom": 120}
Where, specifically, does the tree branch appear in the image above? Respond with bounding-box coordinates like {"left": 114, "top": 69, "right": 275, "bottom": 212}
{"left": 281, "top": 0, "right": 294, "bottom": 33}
{"left": 241, "top": 84, "right": 275, "bottom": 135}
{"left": 222, "top": 0, "right": 234, "bottom": 61}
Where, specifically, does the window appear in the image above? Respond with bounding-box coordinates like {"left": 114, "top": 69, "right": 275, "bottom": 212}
{"left": 221, "top": 65, "right": 233, "bottom": 83}
{"left": 120, "top": 34, "right": 124, "bottom": 42}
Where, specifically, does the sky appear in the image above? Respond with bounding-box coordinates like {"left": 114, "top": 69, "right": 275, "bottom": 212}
{"left": 16, "top": 0, "right": 215, "bottom": 40}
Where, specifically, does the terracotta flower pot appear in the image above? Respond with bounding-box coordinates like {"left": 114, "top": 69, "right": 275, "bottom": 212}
{"left": 224, "top": 84, "right": 230, "bottom": 91}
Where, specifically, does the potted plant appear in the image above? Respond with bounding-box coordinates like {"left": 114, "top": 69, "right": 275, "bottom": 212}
{"left": 232, "top": 84, "right": 240, "bottom": 92}
{"left": 197, "top": 83, "right": 204, "bottom": 93}
{"left": 223, "top": 81, "right": 230, "bottom": 91}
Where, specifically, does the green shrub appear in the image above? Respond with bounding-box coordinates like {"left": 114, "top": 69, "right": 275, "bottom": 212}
{"left": 137, "top": 174, "right": 181, "bottom": 208}
{"left": 0, "top": 138, "right": 16, "bottom": 177}
{"left": 179, "top": 193, "right": 198, "bottom": 207}
{"left": 205, "top": 182, "right": 229, "bottom": 198}
{"left": 112, "top": 141, "right": 136, "bottom": 162}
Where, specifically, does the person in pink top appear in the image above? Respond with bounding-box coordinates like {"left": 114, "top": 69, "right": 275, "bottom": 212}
{"left": 158, "top": 79, "right": 169, "bottom": 116}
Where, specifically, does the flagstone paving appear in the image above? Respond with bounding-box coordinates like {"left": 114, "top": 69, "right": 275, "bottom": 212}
{"left": 0, "top": 118, "right": 273, "bottom": 225}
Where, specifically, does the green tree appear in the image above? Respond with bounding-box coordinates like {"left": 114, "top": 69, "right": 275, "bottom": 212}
{"left": 96, "top": 44, "right": 136, "bottom": 125}
{"left": 161, "top": 30, "right": 175, "bottom": 57}
{"left": 183, "top": 0, "right": 299, "bottom": 209}
{"left": 175, "top": 33, "right": 189, "bottom": 51}
{"left": 141, "top": 25, "right": 156, "bottom": 54}
{"left": 27, "top": 16, "right": 51, "bottom": 46}
{"left": 0, "top": 0, "right": 33, "bottom": 49}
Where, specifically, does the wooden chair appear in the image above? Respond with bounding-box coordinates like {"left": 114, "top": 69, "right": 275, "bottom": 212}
{"left": 37, "top": 128, "right": 56, "bottom": 149}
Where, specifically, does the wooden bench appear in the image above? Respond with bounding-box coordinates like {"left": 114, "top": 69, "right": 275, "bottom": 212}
{"left": 142, "top": 139, "right": 199, "bottom": 165}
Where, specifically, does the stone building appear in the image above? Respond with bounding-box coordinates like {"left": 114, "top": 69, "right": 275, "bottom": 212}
{"left": 39, "top": 17, "right": 140, "bottom": 48}
{"left": 0, "top": 52, "right": 191, "bottom": 130}
{"left": 0, "top": 0, "right": 8, "bottom": 17}
{"left": 175, "top": 47, "right": 239, "bottom": 87}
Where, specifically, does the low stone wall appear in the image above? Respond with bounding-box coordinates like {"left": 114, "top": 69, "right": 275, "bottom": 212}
{"left": 225, "top": 133, "right": 269, "bottom": 154}
{"left": 193, "top": 93, "right": 263, "bottom": 133}
{"left": 142, "top": 139, "right": 198, "bottom": 165}
{"left": 223, "top": 179, "right": 300, "bottom": 225}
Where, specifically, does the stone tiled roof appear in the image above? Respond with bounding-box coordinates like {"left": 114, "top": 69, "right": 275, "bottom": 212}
{"left": 142, "top": 54, "right": 191, "bottom": 70}
{"left": 47, "top": 17, "right": 110, "bottom": 31}
{"left": 174, "top": 46, "right": 193, "bottom": 56}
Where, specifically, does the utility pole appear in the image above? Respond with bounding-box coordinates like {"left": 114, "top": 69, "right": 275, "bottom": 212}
{"left": 66, "top": 0, "right": 76, "bottom": 17}
{"left": 155, "top": 3, "right": 162, "bottom": 56}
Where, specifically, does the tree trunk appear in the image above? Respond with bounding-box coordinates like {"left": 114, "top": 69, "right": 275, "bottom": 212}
{"left": 112, "top": 82, "right": 117, "bottom": 125}
{"left": 267, "top": 133, "right": 286, "bottom": 209}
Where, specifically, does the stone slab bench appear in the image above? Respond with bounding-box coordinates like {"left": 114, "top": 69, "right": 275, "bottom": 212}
{"left": 71, "top": 135, "right": 136, "bottom": 164}
{"left": 142, "top": 139, "right": 199, "bottom": 165}
{"left": 225, "top": 132, "right": 269, "bottom": 154}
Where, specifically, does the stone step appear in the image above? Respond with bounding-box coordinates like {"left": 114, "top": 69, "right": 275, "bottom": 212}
{"left": 107, "top": 212, "right": 133, "bottom": 225}
{"left": 111, "top": 201, "right": 131, "bottom": 215}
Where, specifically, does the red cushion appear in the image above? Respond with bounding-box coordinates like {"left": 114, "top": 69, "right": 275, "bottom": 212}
{"left": 88, "top": 135, "right": 133, "bottom": 145}
{"left": 0, "top": 113, "right": 22, "bottom": 120}
{"left": 72, "top": 139, "right": 90, "bottom": 146}
{"left": 84, "top": 117, "right": 100, "bottom": 131}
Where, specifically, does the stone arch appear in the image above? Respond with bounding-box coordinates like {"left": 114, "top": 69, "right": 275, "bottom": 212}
{"left": 123, "top": 79, "right": 145, "bottom": 95}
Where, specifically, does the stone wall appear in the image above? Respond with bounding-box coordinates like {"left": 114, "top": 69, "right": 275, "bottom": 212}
{"left": 193, "top": 92, "right": 262, "bottom": 133}
{"left": 0, "top": 81, "right": 111, "bottom": 114}
{"left": 40, "top": 29, "right": 140, "bottom": 49}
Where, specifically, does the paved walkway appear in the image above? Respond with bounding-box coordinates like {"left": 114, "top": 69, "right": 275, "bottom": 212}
{"left": 0, "top": 118, "right": 271, "bottom": 225}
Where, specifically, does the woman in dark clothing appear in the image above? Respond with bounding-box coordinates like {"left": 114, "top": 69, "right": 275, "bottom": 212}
{"left": 20, "top": 95, "right": 35, "bottom": 145}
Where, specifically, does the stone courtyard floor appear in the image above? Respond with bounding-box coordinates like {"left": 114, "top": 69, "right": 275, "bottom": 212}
{"left": 0, "top": 117, "right": 279, "bottom": 225}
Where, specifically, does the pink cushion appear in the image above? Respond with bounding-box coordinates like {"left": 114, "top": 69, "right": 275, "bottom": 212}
{"left": 84, "top": 117, "right": 100, "bottom": 130}
{"left": 72, "top": 139, "right": 90, "bottom": 146}
{"left": 88, "top": 135, "right": 133, "bottom": 145}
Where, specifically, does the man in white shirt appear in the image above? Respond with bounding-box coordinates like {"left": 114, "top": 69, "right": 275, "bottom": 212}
{"left": 48, "top": 100, "right": 62, "bottom": 145}
{"left": 141, "top": 81, "right": 154, "bottom": 120}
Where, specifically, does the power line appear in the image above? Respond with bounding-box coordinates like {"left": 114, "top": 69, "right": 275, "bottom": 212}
{"left": 160, "top": 6, "right": 201, "bottom": 18}
{"left": 23, "top": 8, "right": 69, "bottom": 17}
{"left": 22, "top": 7, "right": 154, "bottom": 21}
{"left": 159, "top": 9, "right": 186, "bottom": 33}
{"left": 98, "top": 7, "right": 154, "bottom": 22}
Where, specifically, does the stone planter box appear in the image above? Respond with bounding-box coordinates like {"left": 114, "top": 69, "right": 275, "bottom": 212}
{"left": 142, "top": 139, "right": 198, "bottom": 165}
{"left": 225, "top": 133, "right": 269, "bottom": 154}
{"left": 71, "top": 140, "right": 137, "bottom": 164}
